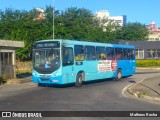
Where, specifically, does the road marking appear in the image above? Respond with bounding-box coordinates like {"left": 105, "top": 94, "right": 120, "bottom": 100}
{"left": 122, "top": 84, "right": 133, "bottom": 97}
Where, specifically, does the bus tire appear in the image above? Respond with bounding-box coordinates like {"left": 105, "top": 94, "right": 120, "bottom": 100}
{"left": 75, "top": 73, "right": 83, "bottom": 87}
{"left": 115, "top": 69, "right": 122, "bottom": 80}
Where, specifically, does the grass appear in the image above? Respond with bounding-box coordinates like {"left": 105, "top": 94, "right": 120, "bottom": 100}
{"left": 138, "top": 91, "right": 148, "bottom": 97}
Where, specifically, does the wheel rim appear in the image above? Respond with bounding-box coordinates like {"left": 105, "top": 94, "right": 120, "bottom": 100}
{"left": 79, "top": 76, "right": 82, "bottom": 83}
{"left": 118, "top": 71, "right": 121, "bottom": 79}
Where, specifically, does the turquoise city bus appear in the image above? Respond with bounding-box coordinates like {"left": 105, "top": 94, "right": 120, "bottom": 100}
{"left": 32, "top": 39, "right": 136, "bottom": 87}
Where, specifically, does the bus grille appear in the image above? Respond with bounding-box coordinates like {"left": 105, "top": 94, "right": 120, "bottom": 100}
{"left": 40, "top": 78, "right": 49, "bottom": 81}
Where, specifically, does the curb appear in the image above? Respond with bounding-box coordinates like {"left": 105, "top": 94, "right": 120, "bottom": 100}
{"left": 136, "top": 67, "right": 160, "bottom": 70}
{"left": 126, "top": 76, "right": 160, "bottom": 102}
{"left": 127, "top": 88, "right": 160, "bottom": 101}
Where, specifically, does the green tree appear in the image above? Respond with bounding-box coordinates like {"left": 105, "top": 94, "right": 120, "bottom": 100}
{"left": 54, "top": 7, "right": 118, "bottom": 42}
{"left": 1, "top": 7, "right": 148, "bottom": 61}
{"left": 55, "top": 7, "right": 95, "bottom": 40}
{"left": 0, "top": 7, "right": 54, "bottom": 61}
{"left": 116, "top": 22, "right": 149, "bottom": 41}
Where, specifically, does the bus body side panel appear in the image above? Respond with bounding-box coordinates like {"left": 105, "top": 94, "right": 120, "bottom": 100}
{"left": 84, "top": 60, "right": 116, "bottom": 81}
{"left": 101, "top": 71, "right": 116, "bottom": 79}
{"left": 130, "top": 59, "right": 136, "bottom": 75}
{"left": 117, "top": 60, "right": 130, "bottom": 76}
{"left": 62, "top": 65, "right": 76, "bottom": 84}
{"left": 118, "top": 60, "right": 136, "bottom": 77}
{"left": 83, "top": 61, "right": 99, "bottom": 81}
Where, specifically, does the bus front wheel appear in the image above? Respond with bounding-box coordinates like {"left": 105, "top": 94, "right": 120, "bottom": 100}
{"left": 75, "top": 73, "right": 83, "bottom": 87}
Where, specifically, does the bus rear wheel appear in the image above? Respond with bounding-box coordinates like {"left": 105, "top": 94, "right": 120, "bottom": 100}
{"left": 115, "top": 69, "right": 122, "bottom": 80}
{"left": 75, "top": 73, "right": 83, "bottom": 87}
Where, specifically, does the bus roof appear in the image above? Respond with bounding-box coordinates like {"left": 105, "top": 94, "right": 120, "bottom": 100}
{"left": 35, "top": 39, "right": 135, "bottom": 49}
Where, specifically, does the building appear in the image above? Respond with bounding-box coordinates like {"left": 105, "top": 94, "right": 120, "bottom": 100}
{"left": 109, "top": 16, "right": 127, "bottom": 26}
{"left": 118, "top": 40, "right": 160, "bottom": 59}
{"left": 148, "top": 31, "right": 160, "bottom": 41}
{"left": 95, "top": 10, "right": 127, "bottom": 26}
{"left": 0, "top": 40, "right": 24, "bottom": 79}
{"left": 146, "top": 21, "right": 159, "bottom": 31}
{"left": 95, "top": 10, "right": 109, "bottom": 19}
{"left": 33, "top": 8, "right": 45, "bottom": 20}
{"left": 146, "top": 21, "right": 160, "bottom": 41}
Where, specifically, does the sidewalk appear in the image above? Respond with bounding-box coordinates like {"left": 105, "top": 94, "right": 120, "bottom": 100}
{"left": 127, "top": 75, "right": 160, "bottom": 103}
{"left": 126, "top": 67, "right": 160, "bottom": 103}
{"left": 6, "top": 76, "right": 32, "bottom": 84}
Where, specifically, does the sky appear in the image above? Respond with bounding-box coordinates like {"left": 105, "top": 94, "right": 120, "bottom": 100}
{"left": 0, "top": 0, "right": 160, "bottom": 27}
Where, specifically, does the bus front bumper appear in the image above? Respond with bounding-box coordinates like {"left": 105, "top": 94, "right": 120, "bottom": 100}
{"left": 32, "top": 75, "right": 63, "bottom": 84}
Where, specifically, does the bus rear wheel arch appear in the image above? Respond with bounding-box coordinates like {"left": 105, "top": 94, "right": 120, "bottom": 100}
{"left": 75, "top": 72, "right": 85, "bottom": 87}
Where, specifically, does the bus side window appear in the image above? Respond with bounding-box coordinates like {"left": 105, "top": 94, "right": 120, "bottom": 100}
{"left": 115, "top": 48, "right": 123, "bottom": 60}
{"left": 129, "top": 49, "right": 135, "bottom": 60}
{"left": 124, "top": 49, "right": 129, "bottom": 60}
{"left": 106, "top": 47, "right": 115, "bottom": 60}
{"left": 63, "top": 47, "right": 74, "bottom": 66}
{"left": 131, "top": 49, "right": 135, "bottom": 60}
{"left": 128, "top": 49, "right": 132, "bottom": 60}
{"left": 74, "top": 45, "right": 85, "bottom": 61}
{"left": 85, "top": 46, "right": 96, "bottom": 60}
{"left": 96, "top": 47, "right": 106, "bottom": 60}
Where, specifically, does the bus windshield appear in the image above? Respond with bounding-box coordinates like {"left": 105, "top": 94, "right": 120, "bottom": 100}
{"left": 33, "top": 49, "right": 60, "bottom": 74}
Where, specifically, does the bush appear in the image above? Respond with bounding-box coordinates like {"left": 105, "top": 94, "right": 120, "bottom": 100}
{"left": 136, "top": 60, "right": 160, "bottom": 67}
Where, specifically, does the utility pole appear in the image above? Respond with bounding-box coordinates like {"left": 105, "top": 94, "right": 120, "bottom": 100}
{"left": 53, "top": 0, "right": 55, "bottom": 40}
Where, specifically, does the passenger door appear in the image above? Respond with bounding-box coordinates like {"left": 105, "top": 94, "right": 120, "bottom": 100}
{"left": 62, "top": 47, "right": 75, "bottom": 83}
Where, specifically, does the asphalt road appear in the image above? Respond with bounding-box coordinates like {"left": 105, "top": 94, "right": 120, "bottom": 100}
{"left": 0, "top": 71, "right": 160, "bottom": 120}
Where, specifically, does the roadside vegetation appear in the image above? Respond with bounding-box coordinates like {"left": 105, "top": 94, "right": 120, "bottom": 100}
{"left": 136, "top": 60, "right": 160, "bottom": 67}
{"left": 0, "top": 6, "right": 148, "bottom": 61}
{"left": 15, "top": 62, "right": 32, "bottom": 78}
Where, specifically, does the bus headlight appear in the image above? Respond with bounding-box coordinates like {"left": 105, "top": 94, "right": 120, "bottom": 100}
{"left": 51, "top": 72, "right": 60, "bottom": 77}
{"left": 32, "top": 71, "right": 38, "bottom": 76}
{"left": 56, "top": 72, "right": 59, "bottom": 76}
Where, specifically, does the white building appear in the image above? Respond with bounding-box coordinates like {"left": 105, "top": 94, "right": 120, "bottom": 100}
{"left": 95, "top": 10, "right": 127, "bottom": 26}
{"left": 109, "top": 16, "right": 127, "bottom": 26}
{"left": 95, "top": 10, "right": 110, "bottom": 19}
{"left": 146, "top": 21, "right": 160, "bottom": 41}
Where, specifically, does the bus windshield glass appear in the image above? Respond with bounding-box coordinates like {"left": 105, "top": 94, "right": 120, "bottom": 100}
{"left": 33, "top": 49, "right": 60, "bottom": 74}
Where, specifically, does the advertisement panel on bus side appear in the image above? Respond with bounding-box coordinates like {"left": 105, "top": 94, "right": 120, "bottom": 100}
{"left": 98, "top": 60, "right": 117, "bottom": 72}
